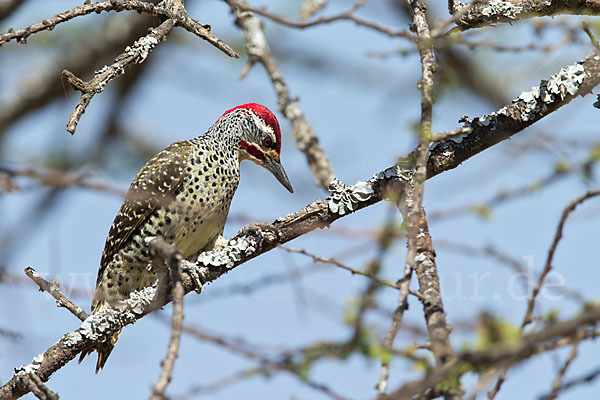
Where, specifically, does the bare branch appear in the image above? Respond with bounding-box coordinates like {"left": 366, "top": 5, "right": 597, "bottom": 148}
{"left": 582, "top": 20, "right": 600, "bottom": 52}
{"left": 428, "top": 157, "right": 595, "bottom": 222}
{"left": 24, "top": 267, "right": 89, "bottom": 322}
{"left": 0, "top": 0, "right": 238, "bottom": 57}
{"left": 523, "top": 189, "right": 600, "bottom": 326}
{"left": 427, "top": 53, "right": 600, "bottom": 180}
{"left": 542, "top": 365, "right": 600, "bottom": 399}
{"left": 22, "top": 373, "right": 58, "bottom": 400}
{"left": 230, "top": 0, "right": 335, "bottom": 189}
{"left": 227, "top": 0, "right": 413, "bottom": 39}
{"left": 0, "top": 12, "right": 154, "bottom": 136}
{"left": 63, "top": 18, "right": 175, "bottom": 134}
{"left": 489, "top": 189, "right": 600, "bottom": 399}
{"left": 544, "top": 328, "right": 586, "bottom": 400}
{"left": 278, "top": 245, "right": 400, "bottom": 289}
{"left": 383, "top": 304, "right": 600, "bottom": 400}
{"left": 0, "top": 0, "right": 26, "bottom": 20}
{"left": 178, "top": 322, "right": 350, "bottom": 400}
{"left": 378, "top": 2, "right": 458, "bottom": 397}
{"left": 431, "top": 126, "right": 473, "bottom": 142}
{"left": 0, "top": 163, "right": 127, "bottom": 197}
{"left": 405, "top": 0, "right": 456, "bottom": 385}
{"left": 148, "top": 237, "right": 185, "bottom": 400}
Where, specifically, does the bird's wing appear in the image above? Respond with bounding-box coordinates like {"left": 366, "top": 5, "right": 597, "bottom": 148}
{"left": 96, "top": 141, "right": 193, "bottom": 286}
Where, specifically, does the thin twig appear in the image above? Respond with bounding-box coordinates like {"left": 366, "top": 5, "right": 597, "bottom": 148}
{"left": 178, "top": 322, "right": 350, "bottom": 400}
{"left": 0, "top": 0, "right": 237, "bottom": 57}
{"left": 376, "top": 246, "right": 413, "bottom": 396}
{"left": 24, "top": 267, "right": 89, "bottom": 322}
{"left": 278, "top": 245, "right": 400, "bottom": 289}
{"left": 384, "top": 304, "right": 600, "bottom": 400}
{"left": 431, "top": 126, "right": 472, "bottom": 142}
{"left": 148, "top": 237, "right": 185, "bottom": 400}
{"left": 523, "top": 190, "right": 600, "bottom": 327}
{"left": 488, "top": 189, "right": 600, "bottom": 399}
{"left": 544, "top": 328, "right": 586, "bottom": 400}
{"left": 63, "top": 18, "right": 176, "bottom": 134}
{"left": 428, "top": 159, "right": 596, "bottom": 223}
{"left": 227, "top": 0, "right": 413, "bottom": 39}
{"left": 582, "top": 20, "right": 600, "bottom": 51}
{"left": 542, "top": 365, "right": 600, "bottom": 399}
{"left": 0, "top": 163, "right": 127, "bottom": 197}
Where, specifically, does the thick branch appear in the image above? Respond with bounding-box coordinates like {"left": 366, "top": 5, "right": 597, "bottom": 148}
{"left": 427, "top": 53, "right": 600, "bottom": 179}
{"left": 388, "top": 2, "right": 457, "bottom": 399}
{"left": 453, "top": 0, "right": 600, "bottom": 31}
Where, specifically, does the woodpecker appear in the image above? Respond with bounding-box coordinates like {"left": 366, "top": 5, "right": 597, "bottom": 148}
{"left": 80, "top": 103, "right": 293, "bottom": 372}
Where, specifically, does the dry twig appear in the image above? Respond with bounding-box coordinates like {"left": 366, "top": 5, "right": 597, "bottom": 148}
{"left": 63, "top": 18, "right": 176, "bottom": 134}
{"left": 278, "top": 245, "right": 401, "bottom": 290}
{"left": 489, "top": 189, "right": 600, "bottom": 398}
{"left": 0, "top": 0, "right": 237, "bottom": 57}
{"left": 227, "top": 0, "right": 413, "bottom": 39}
{"left": 0, "top": 164, "right": 126, "bottom": 197}
{"left": 24, "top": 267, "right": 89, "bottom": 322}
{"left": 230, "top": 0, "right": 335, "bottom": 189}
{"left": 148, "top": 237, "right": 185, "bottom": 400}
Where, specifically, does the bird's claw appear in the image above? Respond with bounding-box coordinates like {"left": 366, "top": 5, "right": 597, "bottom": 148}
{"left": 180, "top": 261, "right": 204, "bottom": 294}
{"left": 233, "top": 222, "right": 280, "bottom": 247}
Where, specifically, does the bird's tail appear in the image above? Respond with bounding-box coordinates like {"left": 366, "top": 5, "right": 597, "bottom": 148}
{"left": 78, "top": 300, "right": 121, "bottom": 373}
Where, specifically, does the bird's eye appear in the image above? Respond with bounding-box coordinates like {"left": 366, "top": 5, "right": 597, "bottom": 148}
{"left": 263, "top": 137, "right": 273, "bottom": 148}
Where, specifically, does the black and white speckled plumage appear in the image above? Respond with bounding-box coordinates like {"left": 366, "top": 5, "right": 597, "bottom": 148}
{"left": 81, "top": 104, "right": 292, "bottom": 372}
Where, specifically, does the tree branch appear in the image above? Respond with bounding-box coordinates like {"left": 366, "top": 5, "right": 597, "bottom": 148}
{"left": 2, "top": 52, "right": 600, "bottom": 399}
{"left": 383, "top": 304, "right": 600, "bottom": 400}
{"left": 0, "top": 0, "right": 237, "bottom": 58}
{"left": 452, "top": 0, "right": 600, "bottom": 32}
{"left": 63, "top": 17, "right": 176, "bottom": 134}
{"left": 426, "top": 52, "right": 600, "bottom": 179}
{"left": 148, "top": 237, "right": 185, "bottom": 400}
{"left": 24, "top": 267, "right": 89, "bottom": 322}
{"left": 227, "top": 0, "right": 413, "bottom": 39}
{"left": 489, "top": 189, "right": 600, "bottom": 398}
{"left": 229, "top": 0, "right": 335, "bottom": 189}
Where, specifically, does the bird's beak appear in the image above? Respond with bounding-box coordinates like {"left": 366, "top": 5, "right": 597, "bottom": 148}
{"left": 264, "top": 155, "right": 293, "bottom": 193}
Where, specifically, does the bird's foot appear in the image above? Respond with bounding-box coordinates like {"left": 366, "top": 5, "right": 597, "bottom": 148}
{"left": 233, "top": 222, "right": 280, "bottom": 247}
{"left": 180, "top": 261, "right": 205, "bottom": 294}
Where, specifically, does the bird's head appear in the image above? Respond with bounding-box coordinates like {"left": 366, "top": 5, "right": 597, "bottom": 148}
{"left": 217, "top": 103, "right": 293, "bottom": 193}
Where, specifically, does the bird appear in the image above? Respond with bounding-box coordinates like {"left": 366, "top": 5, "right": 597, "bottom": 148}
{"left": 79, "top": 103, "right": 293, "bottom": 372}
